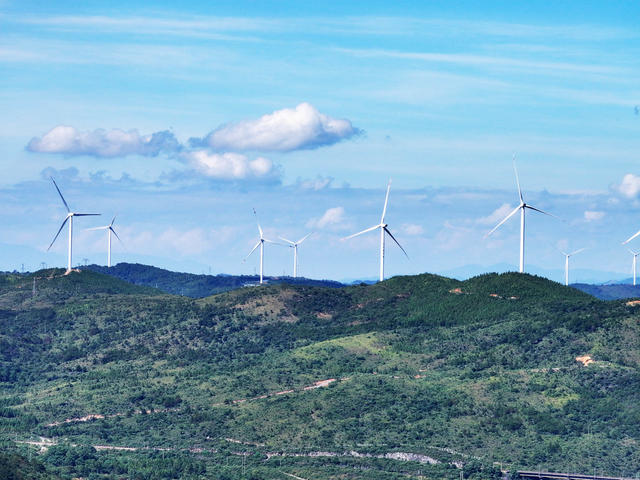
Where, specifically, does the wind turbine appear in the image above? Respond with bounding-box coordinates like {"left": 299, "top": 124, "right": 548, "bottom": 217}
{"left": 561, "top": 248, "right": 585, "bottom": 286}
{"left": 279, "top": 233, "right": 312, "bottom": 278}
{"left": 244, "top": 209, "right": 280, "bottom": 284}
{"left": 485, "top": 162, "right": 558, "bottom": 273}
{"left": 47, "top": 178, "right": 100, "bottom": 273}
{"left": 86, "top": 216, "right": 123, "bottom": 267}
{"left": 629, "top": 249, "right": 640, "bottom": 286}
{"left": 342, "top": 179, "right": 408, "bottom": 282}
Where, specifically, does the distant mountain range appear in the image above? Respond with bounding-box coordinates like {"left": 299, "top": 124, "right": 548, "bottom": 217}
{"left": 83, "top": 262, "right": 344, "bottom": 297}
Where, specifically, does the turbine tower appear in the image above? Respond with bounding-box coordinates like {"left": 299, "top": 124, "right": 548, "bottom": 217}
{"left": 244, "top": 209, "right": 280, "bottom": 284}
{"left": 486, "top": 162, "right": 557, "bottom": 273}
{"left": 47, "top": 178, "right": 100, "bottom": 273}
{"left": 343, "top": 179, "right": 408, "bottom": 282}
{"left": 279, "top": 233, "right": 312, "bottom": 278}
{"left": 629, "top": 249, "right": 640, "bottom": 286}
{"left": 561, "top": 248, "right": 585, "bottom": 286}
{"left": 86, "top": 216, "right": 123, "bottom": 267}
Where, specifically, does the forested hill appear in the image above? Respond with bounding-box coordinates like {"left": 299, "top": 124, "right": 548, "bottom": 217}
{"left": 84, "top": 262, "right": 344, "bottom": 297}
{"left": 572, "top": 282, "right": 640, "bottom": 300}
{"left": 3, "top": 269, "right": 640, "bottom": 479}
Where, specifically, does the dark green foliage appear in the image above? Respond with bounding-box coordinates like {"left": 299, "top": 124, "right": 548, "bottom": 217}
{"left": 0, "top": 449, "right": 61, "bottom": 479}
{"left": 85, "top": 262, "right": 344, "bottom": 297}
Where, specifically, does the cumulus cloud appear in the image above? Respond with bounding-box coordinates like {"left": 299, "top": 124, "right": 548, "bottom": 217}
{"left": 182, "top": 150, "right": 280, "bottom": 181}
{"left": 190, "top": 102, "right": 361, "bottom": 152}
{"left": 477, "top": 203, "right": 514, "bottom": 226}
{"left": 306, "top": 207, "right": 347, "bottom": 229}
{"left": 584, "top": 210, "right": 605, "bottom": 222}
{"left": 27, "top": 126, "right": 180, "bottom": 158}
{"left": 615, "top": 173, "right": 640, "bottom": 199}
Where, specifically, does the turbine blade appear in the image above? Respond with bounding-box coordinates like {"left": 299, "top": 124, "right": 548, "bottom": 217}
{"left": 263, "top": 238, "right": 286, "bottom": 246}
{"left": 243, "top": 241, "right": 261, "bottom": 261}
{"left": 628, "top": 248, "right": 639, "bottom": 256}
{"left": 110, "top": 227, "right": 124, "bottom": 246}
{"left": 278, "top": 236, "right": 295, "bottom": 245}
{"left": 342, "top": 224, "right": 380, "bottom": 241}
{"left": 51, "top": 177, "right": 71, "bottom": 213}
{"left": 384, "top": 227, "right": 409, "bottom": 259}
{"left": 525, "top": 205, "right": 561, "bottom": 221}
{"left": 485, "top": 205, "right": 521, "bottom": 237}
{"left": 74, "top": 213, "right": 101, "bottom": 217}
{"left": 253, "top": 208, "right": 263, "bottom": 237}
{"left": 623, "top": 228, "right": 640, "bottom": 245}
{"left": 47, "top": 217, "right": 69, "bottom": 251}
{"left": 513, "top": 158, "right": 523, "bottom": 203}
{"left": 569, "top": 247, "right": 586, "bottom": 256}
{"left": 110, "top": 215, "right": 117, "bottom": 227}
{"left": 296, "top": 232, "right": 313, "bottom": 245}
{"left": 85, "top": 226, "right": 109, "bottom": 231}
{"left": 380, "top": 178, "right": 392, "bottom": 223}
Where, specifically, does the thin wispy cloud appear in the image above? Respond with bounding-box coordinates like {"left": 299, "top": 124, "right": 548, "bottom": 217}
{"left": 338, "top": 47, "right": 623, "bottom": 76}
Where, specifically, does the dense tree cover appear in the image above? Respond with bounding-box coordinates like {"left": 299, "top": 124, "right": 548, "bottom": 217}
{"left": 1, "top": 269, "right": 640, "bottom": 478}
{"left": 85, "top": 262, "right": 344, "bottom": 297}
{"left": 0, "top": 448, "right": 61, "bottom": 479}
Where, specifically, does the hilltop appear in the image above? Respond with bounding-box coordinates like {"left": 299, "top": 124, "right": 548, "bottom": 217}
{"left": 83, "top": 262, "right": 344, "bottom": 297}
{"left": 1, "top": 269, "right": 640, "bottom": 479}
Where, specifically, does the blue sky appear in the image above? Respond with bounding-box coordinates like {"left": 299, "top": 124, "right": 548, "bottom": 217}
{"left": 1, "top": 1, "right": 639, "bottom": 283}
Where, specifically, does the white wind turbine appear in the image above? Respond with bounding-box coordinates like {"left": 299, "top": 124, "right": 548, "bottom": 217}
{"left": 628, "top": 249, "right": 640, "bottom": 286}
{"left": 86, "top": 216, "right": 123, "bottom": 267}
{"left": 279, "top": 233, "right": 313, "bottom": 278}
{"left": 47, "top": 178, "right": 100, "bottom": 273}
{"left": 561, "top": 248, "right": 585, "bottom": 286}
{"left": 342, "top": 179, "right": 408, "bottom": 282}
{"left": 244, "top": 209, "right": 281, "bottom": 284}
{"left": 486, "top": 162, "right": 558, "bottom": 273}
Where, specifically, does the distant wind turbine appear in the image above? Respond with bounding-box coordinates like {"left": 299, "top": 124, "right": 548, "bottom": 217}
{"left": 485, "top": 161, "right": 558, "bottom": 273}
{"left": 244, "top": 209, "right": 281, "bottom": 284}
{"left": 47, "top": 178, "right": 100, "bottom": 273}
{"left": 342, "top": 179, "right": 408, "bottom": 282}
{"left": 86, "top": 216, "right": 123, "bottom": 267}
{"left": 629, "top": 249, "right": 640, "bottom": 286}
{"left": 561, "top": 248, "right": 585, "bottom": 286}
{"left": 279, "top": 233, "right": 313, "bottom": 278}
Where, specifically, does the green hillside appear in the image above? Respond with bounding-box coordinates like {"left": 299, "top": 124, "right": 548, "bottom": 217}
{"left": 1, "top": 269, "right": 640, "bottom": 479}
{"left": 84, "top": 262, "right": 344, "bottom": 297}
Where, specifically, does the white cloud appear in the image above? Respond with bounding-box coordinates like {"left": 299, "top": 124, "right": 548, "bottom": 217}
{"left": 183, "top": 150, "right": 280, "bottom": 181}
{"left": 615, "top": 174, "right": 640, "bottom": 199}
{"left": 306, "top": 207, "right": 347, "bottom": 229}
{"left": 402, "top": 223, "right": 424, "bottom": 235}
{"left": 584, "top": 210, "right": 605, "bottom": 222}
{"left": 191, "top": 103, "right": 361, "bottom": 152}
{"left": 297, "top": 175, "right": 334, "bottom": 190}
{"left": 477, "top": 203, "right": 514, "bottom": 226}
{"left": 27, "top": 126, "right": 179, "bottom": 158}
